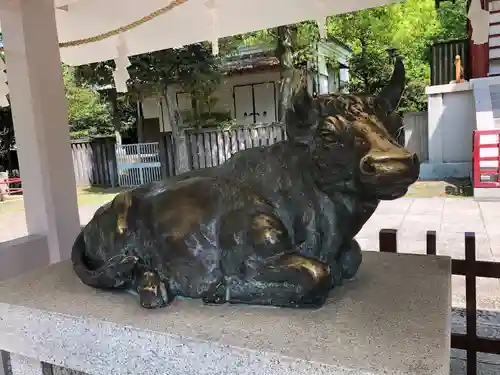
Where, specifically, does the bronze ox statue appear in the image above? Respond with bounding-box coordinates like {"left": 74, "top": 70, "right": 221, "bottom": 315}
{"left": 72, "top": 57, "right": 419, "bottom": 309}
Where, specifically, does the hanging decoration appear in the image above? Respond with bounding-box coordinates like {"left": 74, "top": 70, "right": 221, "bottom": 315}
{"left": 0, "top": 0, "right": 189, "bottom": 100}
{"left": 205, "top": 0, "right": 219, "bottom": 56}
{"left": 0, "top": 0, "right": 188, "bottom": 52}
{"left": 0, "top": 59, "right": 9, "bottom": 108}
{"left": 113, "top": 36, "right": 131, "bottom": 93}
{"left": 467, "top": 0, "right": 489, "bottom": 45}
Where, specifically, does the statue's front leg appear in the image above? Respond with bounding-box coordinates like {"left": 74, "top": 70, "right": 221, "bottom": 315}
{"left": 226, "top": 253, "right": 333, "bottom": 308}
{"left": 307, "top": 241, "right": 343, "bottom": 288}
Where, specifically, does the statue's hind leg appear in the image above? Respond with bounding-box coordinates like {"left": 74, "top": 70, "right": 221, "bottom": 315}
{"left": 225, "top": 253, "right": 332, "bottom": 308}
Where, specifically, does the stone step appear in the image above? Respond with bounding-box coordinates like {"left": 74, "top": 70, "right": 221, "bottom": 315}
{"left": 490, "top": 12, "right": 500, "bottom": 25}
{"left": 491, "top": 11, "right": 500, "bottom": 24}
{"left": 490, "top": 23, "right": 500, "bottom": 36}
{"left": 489, "top": 60, "right": 500, "bottom": 76}
{"left": 492, "top": 1, "right": 500, "bottom": 13}
{"left": 490, "top": 47, "right": 500, "bottom": 60}
{"left": 490, "top": 35, "right": 500, "bottom": 48}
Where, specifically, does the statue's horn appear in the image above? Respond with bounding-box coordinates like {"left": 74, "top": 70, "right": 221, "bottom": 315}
{"left": 378, "top": 56, "right": 405, "bottom": 111}
{"left": 285, "top": 69, "right": 317, "bottom": 146}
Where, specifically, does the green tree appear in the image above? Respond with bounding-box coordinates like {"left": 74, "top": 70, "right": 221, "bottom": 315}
{"left": 435, "top": 0, "right": 469, "bottom": 41}
{"left": 0, "top": 106, "right": 14, "bottom": 164}
{"left": 327, "top": 0, "right": 443, "bottom": 112}
{"left": 73, "top": 61, "right": 136, "bottom": 143}
{"left": 239, "top": 0, "right": 467, "bottom": 113}
{"left": 74, "top": 43, "right": 223, "bottom": 132}
{"left": 63, "top": 65, "right": 113, "bottom": 139}
{"left": 242, "top": 22, "right": 326, "bottom": 122}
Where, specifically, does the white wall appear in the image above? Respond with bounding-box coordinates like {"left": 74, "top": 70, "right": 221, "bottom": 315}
{"left": 403, "top": 112, "right": 428, "bottom": 163}
{"left": 143, "top": 71, "right": 281, "bottom": 131}
{"left": 142, "top": 64, "right": 348, "bottom": 132}
{"left": 212, "top": 71, "right": 281, "bottom": 121}
{"left": 420, "top": 83, "right": 476, "bottom": 179}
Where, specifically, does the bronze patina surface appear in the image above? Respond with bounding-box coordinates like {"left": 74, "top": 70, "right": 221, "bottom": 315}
{"left": 72, "top": 57, "right": 419, "bottom": 309}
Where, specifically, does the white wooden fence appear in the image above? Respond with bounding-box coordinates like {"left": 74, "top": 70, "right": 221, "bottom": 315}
{"left": 72, "top": 116, "right": 430, "bottom": 188}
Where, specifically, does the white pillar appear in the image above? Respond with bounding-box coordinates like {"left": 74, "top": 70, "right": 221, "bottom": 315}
{"left": 0, "top": 0, "right": 80, "bottom": 262}
{"left": 426, "top": 92, "right": 444, "bottom": 165}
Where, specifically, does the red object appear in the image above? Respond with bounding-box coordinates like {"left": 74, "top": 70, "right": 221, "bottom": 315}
{"left": 469, "top": 41, "right": 489, "bottom": 78}
{"left": 468, "top": 0, "right": 489, "bottom": 78}
{"left": 473, "top": 129, "right": 500, "bottom": 188}
{"left": 0, "top": 177, "right": 23, "bottom": 195}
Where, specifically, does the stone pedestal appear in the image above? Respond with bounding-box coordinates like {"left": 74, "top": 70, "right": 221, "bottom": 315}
{"left": 0, "top": 252, "right": 451, "bottom": 375}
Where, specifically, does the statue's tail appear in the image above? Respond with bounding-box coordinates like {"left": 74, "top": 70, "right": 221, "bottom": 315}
{"left": 71, "top": 230, "right": 138, "bottom": 289}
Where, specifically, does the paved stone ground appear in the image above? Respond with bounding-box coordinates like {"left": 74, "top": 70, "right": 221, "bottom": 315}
{"left": 2, "top": 196, "right": 500, "bottom": 373}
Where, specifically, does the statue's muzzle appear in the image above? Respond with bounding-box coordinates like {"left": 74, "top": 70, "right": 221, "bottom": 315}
{"left": 359, "top": 151, "right": 420, "bottom": 192}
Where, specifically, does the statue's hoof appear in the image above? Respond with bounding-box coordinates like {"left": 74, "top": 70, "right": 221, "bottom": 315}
{"left": 295, "top": 275, "right": 332, "bottom": 308}
{"left": 202, "top": 294, "right": 226, "bottom": 305}
{"left": 138, "top": 281, "right": 170, "bottom": 309}
{"left": 201, "top": 281, "right": 226, "bottom": 305}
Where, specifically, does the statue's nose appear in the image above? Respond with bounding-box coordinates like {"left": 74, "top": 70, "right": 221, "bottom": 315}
{"left": 360, "top": 152, "right": 419, "bottom": 176}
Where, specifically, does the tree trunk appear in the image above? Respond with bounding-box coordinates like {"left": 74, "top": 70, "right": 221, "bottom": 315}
{"left": 276, "top": 25, "right": 295, "bottom": 123}
{"left": 360, "top": 36, "right": 370, "bottom": 93}
{"left": 191, "top": 96, "right": 199, "bottom": 127}
{"left": 109, "top": 89, "right": 122, "bottom": 145}
{"left": 163, "top": 87, "right": 190, "bottom": 174}
{"left": 136, "top": 99, "right": 144, "bottom": 143}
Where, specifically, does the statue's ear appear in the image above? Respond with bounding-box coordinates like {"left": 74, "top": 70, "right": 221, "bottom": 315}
{"left": 285, "top": 72, "right": 318, "bottom": 146}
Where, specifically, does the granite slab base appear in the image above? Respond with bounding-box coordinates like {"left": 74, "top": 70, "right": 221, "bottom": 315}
{"left": 0, "top": 252, "right": 451, "bottom": 375}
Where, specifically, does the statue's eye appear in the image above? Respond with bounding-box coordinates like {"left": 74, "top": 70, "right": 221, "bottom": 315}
{"left": 355, "top": 137, "right": 368, "bottom": 147}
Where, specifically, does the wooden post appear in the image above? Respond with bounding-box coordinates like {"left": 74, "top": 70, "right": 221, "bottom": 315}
{"left": 464, "top": 232, "right": 477, "bottom": 375}
{"left": 163, "top": 89, "right": 190, "bottom": 175}
{"left": 379, "top": 229, "right": 398, "bottom": 253}
{"left": 426, "top": 231, "right": 437, "bottom": 255}
{"left": 455, "top": 55, "right": 463, "bottom": 83}
{"left": 158, "top": 133, "right": 169, "bottom": 179}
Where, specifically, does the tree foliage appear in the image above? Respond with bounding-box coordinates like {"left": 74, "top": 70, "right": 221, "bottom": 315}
{"left": 63, "top": 66, "right": 114, "bottom": 139}
{"left": 74, "top": 43, "right": 223, "bottom": 128}
{"left": 241, "top": 0, "right": 467, "bottom": 113}
{"left": 0, "top": 106, "right": 14, "bottom": 162}
{"left": 326, "top": 0, "right": 440, "bottom": 112}
{"left": 328, "top": 0, "right": 467, "bottom": 112}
